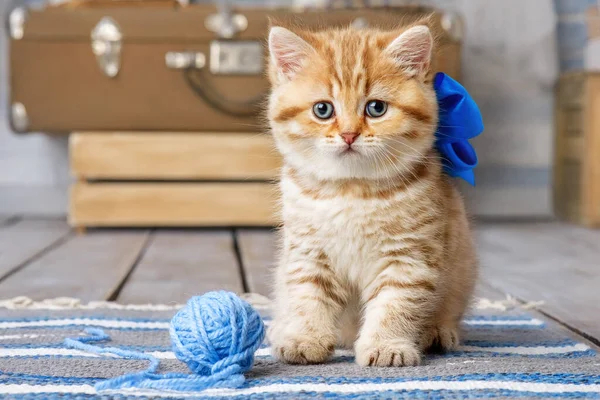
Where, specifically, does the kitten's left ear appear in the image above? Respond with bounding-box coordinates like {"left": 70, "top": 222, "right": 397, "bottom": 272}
{"left": 385, "top": 25, "right": 433, "bottom": 77}
{"left": 269, "top": 27, "right": 315, "bottom": 81}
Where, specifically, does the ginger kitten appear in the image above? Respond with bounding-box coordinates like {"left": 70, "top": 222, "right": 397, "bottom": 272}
{"left": 266, "top": 21, "right": 478, "bottom": 367}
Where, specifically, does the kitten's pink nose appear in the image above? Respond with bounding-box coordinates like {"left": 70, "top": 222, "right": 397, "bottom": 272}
{"left": 341, "top": 132, "right": 359, "bottom": 145}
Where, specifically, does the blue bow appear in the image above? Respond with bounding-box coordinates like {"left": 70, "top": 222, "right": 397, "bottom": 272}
{"left": 433, "top": 72, "right": 484, "bottom": 186}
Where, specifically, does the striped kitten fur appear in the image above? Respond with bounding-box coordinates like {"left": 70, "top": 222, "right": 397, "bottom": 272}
{"left": 266, "top": 20, "right": 478, "bottom": 367}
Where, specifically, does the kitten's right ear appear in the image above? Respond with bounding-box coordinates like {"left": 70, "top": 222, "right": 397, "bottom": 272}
{"left": 268, "top": 27, "right": 315, "bottom": 81}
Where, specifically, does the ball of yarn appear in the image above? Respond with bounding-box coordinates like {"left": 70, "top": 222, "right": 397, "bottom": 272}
{"left": 64, "top": 291, "right": 266, "bottom": 393}
{"left": 170, "top": 291, "right": 265, "bottom": 379}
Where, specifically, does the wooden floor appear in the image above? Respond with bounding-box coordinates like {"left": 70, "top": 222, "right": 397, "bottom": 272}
{"left": 0, "top": 216, "right": 598, "bottom": 345}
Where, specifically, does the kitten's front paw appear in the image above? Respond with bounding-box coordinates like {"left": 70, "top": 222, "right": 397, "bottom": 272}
{"left": 271, "top": 334, "right": 335, "bottom": 365}
{"left": 355, "top": 338, "right": 421, "bottom": 367}
{"left": 423, "top": 326, "right": 460, "bottom": 353}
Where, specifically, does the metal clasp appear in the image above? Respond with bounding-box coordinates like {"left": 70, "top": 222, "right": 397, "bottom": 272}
{"left": 10, "top": 103, "right": 29, "bottom": 133}
{"left": 205, "top": 0, "right": 247, "bottom": 39}
{"left": 91, "top": 17, "right": 122, "bottom": 78}
{"left": 8, "top": 6, "right": 28, "bottom": 40}
{"left": 209, "top": 40, "right": 263, "bottom": 75}
{"left": 205, "top": 13, "right": 248, "bottom": 39}
{"left": 165, "top": 52, "right": 206, "bottom": 69}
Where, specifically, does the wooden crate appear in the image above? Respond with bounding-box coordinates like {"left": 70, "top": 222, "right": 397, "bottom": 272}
{"left": 553, "top": 72, "right": 600, "bottom": 227}
{"left": 69, "top": 132, "right": 282, "bottom": 228}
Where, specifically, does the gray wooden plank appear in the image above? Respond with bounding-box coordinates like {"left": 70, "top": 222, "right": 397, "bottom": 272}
{"left": 0, "top": 230, "right": 149, "bottom": 301}
{"left": 473, "top": 280, "right": 600, "bottom": 350}
{"left": 0, "top": 219, "right": 72, "bottom": 281}
{"left": 0, "top": 215, "right": 16, "bottom": 226}
{"left": 117, "top": 230, "right": 243, "bottom": 304}
{"left": 476, "top": 222, "right": 600, "bottom": 343}
{"left": 473, "top": 280, "right": 510, "bottom": 302}
{"left": 236, "top": 229, "right": 277, "bottom": 297}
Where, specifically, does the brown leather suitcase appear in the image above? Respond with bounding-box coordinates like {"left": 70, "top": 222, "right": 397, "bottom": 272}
{"left": 7, "top": 2, "right": 463, "bottom": 134}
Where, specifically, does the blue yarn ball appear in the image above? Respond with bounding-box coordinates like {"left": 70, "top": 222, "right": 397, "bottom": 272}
{"left": 169, "top": 291, "right": 265, "bottom": 378}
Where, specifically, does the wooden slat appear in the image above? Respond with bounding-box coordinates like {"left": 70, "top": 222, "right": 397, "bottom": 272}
{"left": 0, "top": 230, "right": 149, "bottom": 301}
{"left": 69, "top": 182, "right": 279, "bottom": 227}
{"left": 476, "top": 222, "right": 600, "bottom": 342}
{"left": 0, "top": 219, "right": 71, "bottom": 281}
{"left": 553, "top": 73, "right": 600, "bottom": 227}
{"left": 553, "top": 74, "right": 582, "bottom": 223}
{"left": 237, "top": 229, "right": 277, "bottom": 297}
{"left": 558, "top": 72, "right": 585, "bottom": 107}
{"left": 118, "top": 231, "right": 242, "bottom": 303}
{"left": 583, "top": 74, "right": 600, "bottom": 226}
{"left": 70, "top": 132, "right": 281, "bottom": 180}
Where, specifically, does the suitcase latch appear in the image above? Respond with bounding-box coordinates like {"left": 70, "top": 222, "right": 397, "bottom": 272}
{"left": 165, "top": 52, "right": 206, "bottom": 70}
{"left": 10, "top": 103, "right": 29, "bottom": 133}
{"left": 91, "top": 17, "right": 122, "bottom": 78}
{"left": 205, "top": 13, "right": 248, "bottom": 39}
{"left": 209, "top": 41, "right": 263, "bottom": 75}
{"left": 204, "top": 0, "right": 247, "bottom": 39}
{"left": 8, "top": 6, "right": 28, "bottom": 40}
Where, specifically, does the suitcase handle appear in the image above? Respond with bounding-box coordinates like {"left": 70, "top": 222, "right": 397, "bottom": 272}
{"left": 183, "top": 68, "right": 265, "bottom": 117}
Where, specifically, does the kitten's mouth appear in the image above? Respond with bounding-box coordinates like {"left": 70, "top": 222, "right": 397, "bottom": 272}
{"left": 341, "top": 147, "right": 358, "bottom": 156}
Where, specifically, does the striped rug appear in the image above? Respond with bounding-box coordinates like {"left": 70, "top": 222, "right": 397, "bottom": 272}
{"left": 0, "top": 296, "right": 598, "bottom": 399}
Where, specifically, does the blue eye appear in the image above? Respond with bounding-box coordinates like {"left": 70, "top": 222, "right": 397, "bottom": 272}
{"left": 313, "top": 102, "right": 335, "bottom": 119}
{"left": 365, "top": 100, "right": 388, "bottom": 118}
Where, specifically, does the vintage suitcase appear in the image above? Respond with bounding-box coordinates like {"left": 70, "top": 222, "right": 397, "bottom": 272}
{"left": 7, "top": 2, "right": 463, "bottom": 133}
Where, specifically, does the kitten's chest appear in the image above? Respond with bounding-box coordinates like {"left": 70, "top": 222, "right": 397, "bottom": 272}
{"left": 292, "top": 195, "right": 388, "bottom": 281}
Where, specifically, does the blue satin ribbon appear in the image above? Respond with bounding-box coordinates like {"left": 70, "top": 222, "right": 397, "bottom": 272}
{"left": 433, "top": 72, "right": 484, "bottom": 186}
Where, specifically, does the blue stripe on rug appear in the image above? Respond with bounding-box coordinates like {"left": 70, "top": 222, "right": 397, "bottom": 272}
{"left": 0, "top": 315, "right": 541, "bottom": 323}
{"left": 0, "top": 339, "right": 593, "bottom": 359}
{"left": 0, "top": 370, "right": 100, "bottom": 385}
{"left": 436, "top": 350, "right": 597, "bottom": 359}
{"left": 0, "top": 392, "right": 597, "bottom": 400}
{"left": 0, "top": 317, "right": 170, "bottom": 322}
{"left": 0, "top": 340, "right": 595, "bottom": 357}
{"left": 197, "top": 389, "right": 599, "bottom": 399}
{"left": 0, "top": 315, "right": 547, "bottom": 331}
{"left": 466, "top": 315, "right": 541, "bottom": 321}
{"left": 1, "top": 373, "right": 599, "bottom": 398}
{"left": 2, "top": 339, "right": 578, "bottom": 351}
{"left": 2, "top": 372, "right": 600, "bottom": 386}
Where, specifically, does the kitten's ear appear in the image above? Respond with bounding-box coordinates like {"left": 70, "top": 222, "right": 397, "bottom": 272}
{"left": 269, "top": 27, "right": 315, "bottom": 81}
{"left": 385, "top": 25, "right": 433, "bottom": 77}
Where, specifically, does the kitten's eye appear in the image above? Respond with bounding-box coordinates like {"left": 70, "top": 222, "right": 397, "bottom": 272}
{"left": 313, "top": 102, "right": 335, "bottom": 119}
{"left": 365, "top": 100, "right": 388, "bottom": 118}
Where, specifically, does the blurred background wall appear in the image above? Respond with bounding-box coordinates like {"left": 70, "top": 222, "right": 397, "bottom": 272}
{"left": 1, "top": 1, "right": 70, "bottom": 215}
{"left": 0, "top": 0, "right": 558, "bottom": 217}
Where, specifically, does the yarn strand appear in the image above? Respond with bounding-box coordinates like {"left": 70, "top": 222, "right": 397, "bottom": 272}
{"left": 64, "top": 291, "right": 265, "bottom": 394}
